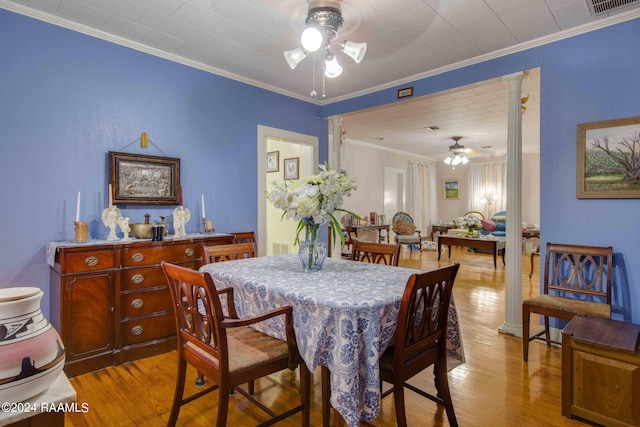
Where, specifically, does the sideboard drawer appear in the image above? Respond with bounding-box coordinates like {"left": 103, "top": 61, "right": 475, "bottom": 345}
{"left": 121, "top": 244, "right": 200, "bottom": 267}
{"left": 120, "top": 288, "right": 173, "bottom": 318}
{"left": 121, "top": 266, "right": 166, "bottom": 291}
{"left": 62, "top": 249, "right": 115, "bottom": 273}
{"left": 120, "top": 312, "right": 175, "bottom": 347}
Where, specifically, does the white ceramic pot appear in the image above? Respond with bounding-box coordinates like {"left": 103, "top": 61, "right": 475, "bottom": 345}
{"left": 0, "top": 287, "right": 65, "bottom": 403}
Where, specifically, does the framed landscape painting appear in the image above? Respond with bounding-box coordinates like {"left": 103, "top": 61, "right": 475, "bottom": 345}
{"left": 444, "top": 179, "right": 459, "bottom": 200}
{"left": 577, "top": 116, "right": 640, "bottom": 198}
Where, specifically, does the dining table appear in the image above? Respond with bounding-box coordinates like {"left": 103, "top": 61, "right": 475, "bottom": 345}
{"left": 200, "top": 254, "right": 465, "bottom": 427}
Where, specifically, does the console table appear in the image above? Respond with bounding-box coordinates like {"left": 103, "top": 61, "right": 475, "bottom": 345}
{"left": 437, "top": 235, "right": 505, "bottom": 269}
{"left": 431, "top": 224, "right": 454, "bottom": 241}
{"left": 47, "top": 233, "right": 234, "bottom": 376}
{"left": 344, "top": 225, "right": 390, "bottom": 243}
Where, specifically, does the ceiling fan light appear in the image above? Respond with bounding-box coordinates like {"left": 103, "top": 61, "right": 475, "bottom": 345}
{"left": 444, "top": 156, "right": 452, "bottom": 165}
{"left": 301, "top": 27, "right": 323, "bottom": 52}
{"left": 341, "top": 41, "right": 367, "bottom": 63}
{"left": 284, "top": 47, "right": 307, "bottom": 69}
{"left": 461, "top": 156, "right": 469, "bottom": 164}
{"left": 324, "top": 53, "right": 342, "bottom": 78}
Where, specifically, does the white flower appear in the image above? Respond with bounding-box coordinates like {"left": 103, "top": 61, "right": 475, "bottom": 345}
{"left": 267, "top": 164, "right": 357, "bottom": 244}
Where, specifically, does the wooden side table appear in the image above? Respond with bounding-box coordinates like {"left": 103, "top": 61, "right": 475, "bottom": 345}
{"left": 562, "top": 315, "right": 640, "bottom": 427}
{"left": 431, "top": 224, "right": 453, "bottom": 241}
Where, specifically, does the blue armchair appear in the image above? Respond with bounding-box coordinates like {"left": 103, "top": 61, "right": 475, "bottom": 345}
{"left": 480, "top": 211, "right": 506, "bottom": 237}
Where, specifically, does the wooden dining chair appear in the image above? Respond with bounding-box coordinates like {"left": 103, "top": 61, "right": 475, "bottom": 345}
{"left": 161, "top": 262, "right": 310, "bottom": 427}
{"left": 350, "top": 240, "right": 401, "bottom": 266}
{"left": 529, "top": 243, "right": 540, "bottom": 278}
{"left": 203, "top": 242, "right": 256, "bottom": 264}
{"left": 379, "top": 263, "right": 460, "bottom": 427}
{"left": 522, "top": 242, "right": 613, "bottom": 362}
{"left": 232, "top": 231, "right": 256, "bottom": 244}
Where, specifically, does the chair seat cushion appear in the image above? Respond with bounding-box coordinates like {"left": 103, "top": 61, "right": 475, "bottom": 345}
{"left": 524, "top": 294, "right": 611, "bottom": 318}
{"left": 185, "top": 325, "right": 290, "bottom": 374}
{"left": 395, "top": 220, "right": 416, "bottom": 235}
{"left": 396, "top": 234, "right": 420, "bottom": 243}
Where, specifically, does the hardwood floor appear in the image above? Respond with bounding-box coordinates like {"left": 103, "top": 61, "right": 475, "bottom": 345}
{"left": 66, "top": 247, "right": 594, "bottom": 426}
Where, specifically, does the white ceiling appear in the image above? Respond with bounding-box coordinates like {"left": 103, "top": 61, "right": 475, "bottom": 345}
{"left": 3, "top": 0, "right": 639, "bottom": 160}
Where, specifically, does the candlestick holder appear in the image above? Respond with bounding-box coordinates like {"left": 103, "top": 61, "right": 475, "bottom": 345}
{"left": 201, "top": 218, "right": 215, "bottom": 234}
{"left": 74, "top": 221, "right": 88, "bottom": 242}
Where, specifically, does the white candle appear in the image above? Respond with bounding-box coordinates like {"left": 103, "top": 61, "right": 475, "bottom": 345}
{"left": 75, "top": 191, "right": 81, "bottom": 223}
{"left": 201, "top": 194, "right": 206, "bottom": 218}
{"left": 108, "top": 184, "right": 113, "bottom": 208}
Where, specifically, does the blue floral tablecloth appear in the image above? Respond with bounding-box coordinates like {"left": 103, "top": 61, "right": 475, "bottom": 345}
{"left": 200, "top": 254, "right": 464, "bottom": 427}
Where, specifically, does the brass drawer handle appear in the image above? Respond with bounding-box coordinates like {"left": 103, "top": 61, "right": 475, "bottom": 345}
{"left": 184, "top": 248, "right": 195, "bottom": 257}
{"left": 84, "top": 256, "right": 99, "bottom": 267}
{"left": 131, "top": 274, "right": 144, "bottom": 284}
{"left": 130, "top": 298, "right": 144, "bottom": 309}
{"left": 131, "top": 325, "right": 144, "bottom": 336}
{"left": 131, "top": 253, "right": 144, "bottom": 263}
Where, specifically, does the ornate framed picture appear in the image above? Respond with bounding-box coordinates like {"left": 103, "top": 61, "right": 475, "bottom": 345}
{"left": 109, "top": 151, "right": 180, "bottom": 205}
{"left": 577, "top": 116, "right": 640, "bottom": 198}
{"left": 284, "top": 157, "right": 299, "bottom": 180}
{"left": 444, "top": 179, "right": 460, "bottom": 200}
{"left": 266, "top": 151, "right": 279, "bottom": 172}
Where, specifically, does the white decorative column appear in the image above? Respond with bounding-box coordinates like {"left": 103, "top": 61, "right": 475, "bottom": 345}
{"left": 329, "top": 115, "right": 342, "bottom": 257}
{"left": 499, "top": 72, "right": 524, "bottom": 336}
{"left": 328, "top": 115, "right": 342, "bottom": 172}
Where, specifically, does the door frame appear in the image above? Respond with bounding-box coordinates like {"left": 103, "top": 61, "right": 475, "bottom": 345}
{"left": 257, "top": 125, "right": 318, "bottom": 256}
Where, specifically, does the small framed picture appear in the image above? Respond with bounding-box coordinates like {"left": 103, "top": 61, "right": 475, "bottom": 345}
{"left": 444, "top": 179, "right": 460, "bottom": 200}
{"left": 284, "top": 157, "right": 299, "bottom": 180}
{"left": 266, "top": 151, "right": 279, "bottom": 173}
{"left": 397, "top": 87, "right": 413, "bottom": 99}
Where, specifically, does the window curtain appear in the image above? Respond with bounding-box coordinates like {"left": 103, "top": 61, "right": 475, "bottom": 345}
{"left": 407, "top": 161, "right": 437, "bottom": 236}
{"left": 467, "top": 162, "right": 507, "bottom": 218}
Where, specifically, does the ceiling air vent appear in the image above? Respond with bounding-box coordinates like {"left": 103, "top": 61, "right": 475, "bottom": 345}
{"left": 587, "top": 0, "right": 639, "bottom": 15}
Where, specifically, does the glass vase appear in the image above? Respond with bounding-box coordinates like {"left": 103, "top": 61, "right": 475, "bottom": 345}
{"left": 298, "top": 222, "right": 327, "bottom": 272}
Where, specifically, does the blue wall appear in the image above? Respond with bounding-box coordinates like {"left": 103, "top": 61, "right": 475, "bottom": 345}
{"left": 323, "top": 18, "right": 640, "bottom": 324}
{"left": 0, "top": 9, "right": 322, "bottom": 317}
{"left": 1, "top": 8, "right": 638, "bottom": 324}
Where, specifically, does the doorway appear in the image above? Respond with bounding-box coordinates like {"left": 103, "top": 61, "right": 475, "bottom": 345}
{"left": 257, "top": 126, "right": 318, "bottom": 256}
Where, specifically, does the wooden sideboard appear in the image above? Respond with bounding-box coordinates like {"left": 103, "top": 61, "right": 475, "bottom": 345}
{"left": 49, "top": 233, "right": 234, "bottom": 377}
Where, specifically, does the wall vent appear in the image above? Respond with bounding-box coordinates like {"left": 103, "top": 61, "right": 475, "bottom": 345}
{"left": 587, "top": 0, "right": 639, "bottom": 15}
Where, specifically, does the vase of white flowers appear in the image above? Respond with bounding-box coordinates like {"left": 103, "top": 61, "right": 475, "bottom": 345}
{"left": 461, "top": 213, "right": 482, "bottom": 238}
{"left": 267, "top": 164, "right": 358, "bottom": 272}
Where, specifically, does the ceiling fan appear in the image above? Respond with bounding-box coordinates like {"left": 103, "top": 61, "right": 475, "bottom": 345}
{"left": 443, "top": 137, "right": 470, "bottom": 166}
